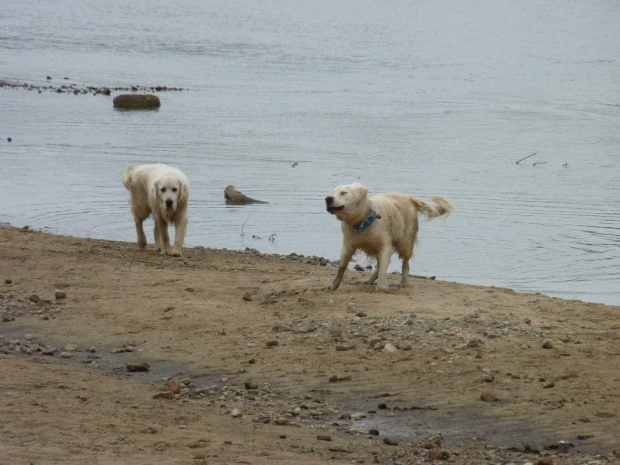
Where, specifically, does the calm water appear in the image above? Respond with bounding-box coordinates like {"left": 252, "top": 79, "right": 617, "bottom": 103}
{"left": 1, "top": 0, "right": 619, "bottom": 305}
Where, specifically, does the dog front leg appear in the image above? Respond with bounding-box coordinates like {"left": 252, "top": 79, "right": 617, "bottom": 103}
{"left": 399, "top": 259, "right": 411, "bottom": 288}
{"left": 375, "top": 248, "right": 392, "bottom": 291}
{"left": 135, "top": 218, "right": 147, "bottom": 249}
{"left": 329, "top": 247, "right": 354, "bottom": 291}
{"left": 154, "top": 216, "right": 170, "bottom": 254}
{"left": 169, "top": 216, "right": 187, "bottom": 257}
{"left": 364, "top": 268, "right": 379, "bottom": 285}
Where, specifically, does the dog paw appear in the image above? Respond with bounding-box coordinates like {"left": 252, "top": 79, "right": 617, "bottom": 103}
{"left": 168, "top": 249, "right": 183, "bottom": 257}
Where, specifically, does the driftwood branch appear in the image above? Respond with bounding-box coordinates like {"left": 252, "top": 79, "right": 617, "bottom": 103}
{"left": 516, "top": 151, "right": 538, "bottom": 164}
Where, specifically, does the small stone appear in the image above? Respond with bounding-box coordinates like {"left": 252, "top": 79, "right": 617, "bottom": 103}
{"left": 126, "top": 362, "right": 150, "bottom": 372}
{"left": 480, "top": 391, "right": 499, "bottom": 402}
{"left": 55, "top": 289, "right": 66, "bottom": 299}
{"left": 61, "top": 352, "right": 72, "bottom": 358}
{"left": 153, "top": 392, "right": 174, "bottom": 400}
{"left": 335, "top": 342, "right": 356, "bottom": 351}
{"left": 537, "top": 458, "right": 553, "bottom": 465}
{"left": 543, "top": 382, "right": 556, "bottom": 389}
{"left": 317, "top": 434, "right": 332, "bottom": 441}
{"left": 382, "top": 343, "right": 397, "bottom": 353}
{"left": 63, "top": 344, "right": 77, "bottom": 351}
{"left": 243, "top": 292, "right": 253, "bottom": 301}
{"left": 42, "top": 348, "right": 55, "bottom": 356}
{"left": 4, "top": 278, "right": 12, "bottom": 284}
{"left": 383, "top": 437, "right": 399, "bottom": 446}
{"left": 368, "top": 429, "right": 380, "bottom": 436}
{"left": 274, "top": 417, "right": 289, "bottom": 425}
{"left": 165, "top": 379, "right": 181, "bottom": 394}
{"left": 542, "top": 340, "right": 554, "bottom": 349}
{"left": 329, "top": 375, "right": 339, "bottom": 383}
{"left": 89, "top": 346, "right": 97, "bottom": 353}
{"left": 266, "top": 340, "right": 279, "bottom": 348}
{"left": 29, "top": 294, "right": 40, "bottom": 303}
{"left": 231, "top": 408, "right": 242, "bottom": 418}
{"left": 244, "top": 380, "right": 258, "bottom": 390}
{"left": 346, "top": 302, "right": 356, "bottom": 312}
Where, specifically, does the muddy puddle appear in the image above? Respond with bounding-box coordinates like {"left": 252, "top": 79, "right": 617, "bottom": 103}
{"left": 1, "top": 321, "right": 614, "bottom": 456}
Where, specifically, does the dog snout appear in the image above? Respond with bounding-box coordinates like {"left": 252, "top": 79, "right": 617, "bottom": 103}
{"left": 325, "top": 196, "right": 334, "bottom": 206}
{"left": 165, "top": 199, "right": 174, "bottom": 209}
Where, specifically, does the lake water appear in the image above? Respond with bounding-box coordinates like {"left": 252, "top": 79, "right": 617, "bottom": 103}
{"left": 1, "top": 0, "right": 619, "bottom": 305}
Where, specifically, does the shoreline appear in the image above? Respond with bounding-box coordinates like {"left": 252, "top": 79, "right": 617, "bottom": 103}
{"left": 4, "top": 222, "right": 614, "bottom": 308}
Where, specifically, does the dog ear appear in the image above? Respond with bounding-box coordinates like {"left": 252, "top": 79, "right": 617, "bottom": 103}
{"left": 352, "top": 182, "right": 369, "bottom": 198}
{"left": 152, "top": 180, "right": 160, "bottom": 200}
{"left": 178, "top": 182, "right": 187, "bottom": 205}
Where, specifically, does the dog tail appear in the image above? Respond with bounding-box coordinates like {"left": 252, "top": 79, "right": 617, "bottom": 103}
{"left": 411, "top": 196, "right": 453, "bottom": 219}
{"left": 122, "top": 164, "right": 136, "bottom": 189}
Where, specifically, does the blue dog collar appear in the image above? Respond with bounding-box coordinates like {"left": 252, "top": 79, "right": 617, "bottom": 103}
{"left": 352, "top": 207, "right": 378, "bottom": 233}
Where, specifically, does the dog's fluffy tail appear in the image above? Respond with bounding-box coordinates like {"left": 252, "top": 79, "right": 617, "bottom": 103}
{"left": 122, "top": 164, "right": 136, "bottom": 189}
{"left": 411, "top": 196, "right": 453, "bottom": 219}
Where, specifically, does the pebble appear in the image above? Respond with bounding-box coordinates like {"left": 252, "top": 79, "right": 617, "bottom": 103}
{"left": 126, "top": 362, "right": 150, "bottom": 372}
{"left": 480, "top": 391, "right": 499, "bottom": 402}
{"left": 55, "top": 289, "right": 66, "bottom": 299}
{"left": 61, "top": 352, "right": 72, "bottom": 358}
{"left": 242, "top": 292, "right": 252, "bottom": 301}
{"left": 542, "top": 340, "right": 554, "bottom": 349}
{"left": 244, "top": 380, "right": 258, "bottom": 390}
{"left": 4, "top": 278, "right": 12, "bottom": 284}
{"left": 383, "top": 437, "right": 399, "bottom": 446}
{"left": 317, "top": 434, "right": 332, "bottom": 441}
{"left": 537, "top": 458, "right": 553, "bottom": 465}
{"left": 266, "top": 340, "right": 279, "bottom": 348}
{"left": 231, "top": 408, "right": 242, "bottom": 418}
{"left": 382, "top": 343, "right": 397, "bottom": 353}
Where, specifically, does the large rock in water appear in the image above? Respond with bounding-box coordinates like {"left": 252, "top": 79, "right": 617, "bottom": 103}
{"left": 224, "top": 185, "right": 268, "bottom": 204}
{"left": 113, "top": 94, "right": 161, "bottom": 109}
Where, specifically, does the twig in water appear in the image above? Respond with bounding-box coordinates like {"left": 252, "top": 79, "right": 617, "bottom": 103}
{"left": 240, "top": 217, "right": 250, "bottom": 238}
{"left": 533, "top": 162, "right": 547, "bottom": 166}
{"left": 268, "top": 233, "right": 276, "bottom": 242}
{"left": 516, "top": 151, "right": 538, "bottom": 164}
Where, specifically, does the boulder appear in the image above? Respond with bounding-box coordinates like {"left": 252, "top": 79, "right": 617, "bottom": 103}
{"left": 113, "top": 94, "right": 161, "bottom": 109}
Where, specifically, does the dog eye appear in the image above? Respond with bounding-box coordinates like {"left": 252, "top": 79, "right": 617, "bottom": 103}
{"left": 340, "top": 191, "right": 348, "bottom": 195}
{"left": 172, "top": 188, "right": 178, "bottom": 192}
{"left": 160, "top": 187, "right": 166, "bottom": 193}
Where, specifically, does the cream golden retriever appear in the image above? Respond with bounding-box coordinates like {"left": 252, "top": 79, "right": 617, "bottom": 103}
{"left": 122, "top": 163, "right": 189, "bottom": 257}
{"left": 325, "top": 182, "right": 452, "bottom": 291}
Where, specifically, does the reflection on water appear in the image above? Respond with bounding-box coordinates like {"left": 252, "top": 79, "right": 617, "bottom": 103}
{"left": 1, "top": 0, "right": 619, "bottom": 305}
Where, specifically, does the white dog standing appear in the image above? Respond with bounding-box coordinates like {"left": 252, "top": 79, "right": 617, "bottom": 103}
{"left": 325, "top": 182, "right": 452, "bottom": 291}
{"left": 122, "top": 163, "right": 189, "bottom": 257}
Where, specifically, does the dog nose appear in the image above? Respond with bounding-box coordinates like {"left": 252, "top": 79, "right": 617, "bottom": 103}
{"left": 325, "top": 196, "right": 333, "bottom": 205}
{"left": 166, "top": 199, "right": 174, "bottom": 208}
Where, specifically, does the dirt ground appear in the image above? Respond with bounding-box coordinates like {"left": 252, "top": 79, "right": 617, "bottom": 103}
{"left": 1, "top": 224, "right": 619, "bottom": 465}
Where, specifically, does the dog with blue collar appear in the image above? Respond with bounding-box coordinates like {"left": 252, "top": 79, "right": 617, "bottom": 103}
{"left": 325, "top": 182, "right": 452, "bottom": 291}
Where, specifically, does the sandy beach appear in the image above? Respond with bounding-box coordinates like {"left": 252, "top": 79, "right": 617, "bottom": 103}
{"left": 1, "top": 224, "right": 618, "bottom": 464}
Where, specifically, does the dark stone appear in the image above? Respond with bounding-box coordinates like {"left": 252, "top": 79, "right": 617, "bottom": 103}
{"left": 113, "top": 94, "right": 161, "bottom": 109}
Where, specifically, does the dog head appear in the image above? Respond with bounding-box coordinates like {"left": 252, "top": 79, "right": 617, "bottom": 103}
{"left": 325, "top": 182, "right": 369, "bottom": 222}
{"left": 154, "top": 173, "right": 184, "bottom": 212}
